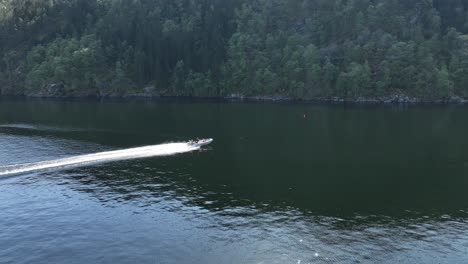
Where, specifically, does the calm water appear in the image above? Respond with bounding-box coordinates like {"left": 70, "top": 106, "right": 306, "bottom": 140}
{"left": 1, "top": 98, "right": 468, "bottom": 263}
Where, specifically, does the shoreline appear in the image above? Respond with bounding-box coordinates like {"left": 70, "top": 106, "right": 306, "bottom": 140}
{"left": 1, "top": 91, "right": 467, "bottom": 105}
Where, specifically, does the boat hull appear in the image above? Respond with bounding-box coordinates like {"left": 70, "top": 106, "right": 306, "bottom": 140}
{"left": 191, "top": 138, "right": 213, "bottom": 147}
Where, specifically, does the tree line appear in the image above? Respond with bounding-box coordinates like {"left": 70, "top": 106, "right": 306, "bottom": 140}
{"left": 1, "top": 0, "right": 468, "bottom": 99}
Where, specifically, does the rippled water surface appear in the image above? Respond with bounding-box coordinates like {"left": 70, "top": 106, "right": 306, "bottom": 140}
{"left": 1, "top": 99, "right": 468, "bottom": 263}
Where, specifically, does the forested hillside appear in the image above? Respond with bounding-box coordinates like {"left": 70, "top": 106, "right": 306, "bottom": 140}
{"left": 2, "top": 0, "right": 468, "bottom": 101}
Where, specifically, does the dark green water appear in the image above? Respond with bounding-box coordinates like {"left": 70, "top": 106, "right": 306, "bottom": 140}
{"left": 1, "top": 98, "right": 468, "bottom": 263}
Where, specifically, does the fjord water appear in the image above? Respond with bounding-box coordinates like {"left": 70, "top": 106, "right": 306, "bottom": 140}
{"left": 1, "top": 99, "right": 468, "bottom": 263}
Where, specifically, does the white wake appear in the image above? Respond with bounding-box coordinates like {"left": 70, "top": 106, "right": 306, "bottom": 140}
{"left": 0, "top": 142, "right": 199, "bottom": 177}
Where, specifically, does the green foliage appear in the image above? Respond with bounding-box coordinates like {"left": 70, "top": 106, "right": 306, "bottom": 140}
{"left": 110, "top": 61, "right": 135, "bottom": 94}
{"left": 186, "top": 70, "right": 214, "bottom": 96}
{"left": 221, "top": 0, "right": 468, "bottom": 99}
{"left": 2, "top": 0, "right": 468, "bottom": 99}
{"left": 336, "top": 62, "right": 372, "bottom": 98}
{"left": 435, "top": 65, "right": 453, "bottom": 98}
{"left": 171, "top": 60, "right": 186, "bottom": 95}
{"left": 24, "top": 34, "right": 104, "bottom": 91}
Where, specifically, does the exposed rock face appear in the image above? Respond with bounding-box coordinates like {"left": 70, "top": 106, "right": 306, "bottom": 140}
{"left": 447, "top": 96, "right": 468, "bottom": 104}
{"left": 224, "top": 93, "right": 292, "bottom": 101}
{"left": 126, "top": 85, "right": 160, "bottom": 97}
{"left": 225, "top": 93, "right": 245, "bottom": 100}
{"left": 2, "top": 85, "right": 468, "bottom": 104}
{"left": 41, "top": 83, "right": 66, "bottom": 97}
{"left": 222, "top": 93, "right": 468, "bottom": 104}
{"left": 382, "top": 94, "right": 420, "bottom": 104}
{"left": 143, "top": 86, "right": 156, "bottom": 95}
{"left": 26, "top": 83, "right": 99, "bottom": 98}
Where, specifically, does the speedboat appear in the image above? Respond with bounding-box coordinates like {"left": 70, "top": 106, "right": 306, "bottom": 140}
{"left": 189, "top": 138, "right": 213, "bottom": 147}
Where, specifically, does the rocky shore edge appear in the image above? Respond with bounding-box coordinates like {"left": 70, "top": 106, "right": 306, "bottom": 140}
{"left": 1, "top": 83, "right": 468, "bottom": 105}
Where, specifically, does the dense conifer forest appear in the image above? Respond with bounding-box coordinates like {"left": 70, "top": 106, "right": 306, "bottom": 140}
{"left": 1, "top": 0, "right": 468, "bottom": 101}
